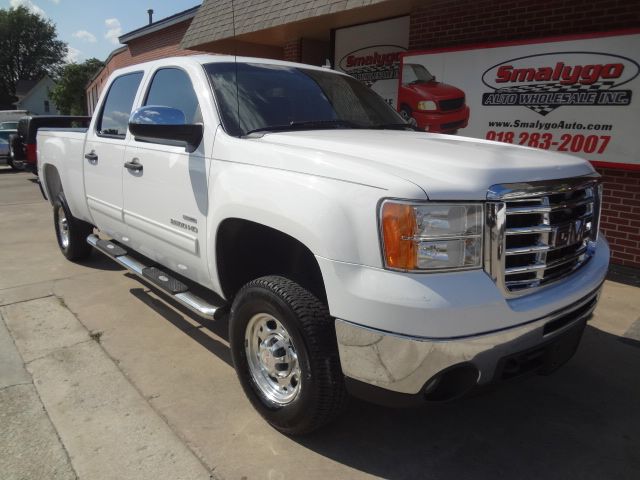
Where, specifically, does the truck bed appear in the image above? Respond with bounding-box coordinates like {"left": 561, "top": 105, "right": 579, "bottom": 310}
{"left": 37, "top": 129, "right": 91, "bottom": 223}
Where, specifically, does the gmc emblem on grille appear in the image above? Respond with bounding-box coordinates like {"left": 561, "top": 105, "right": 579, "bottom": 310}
{"left": 554, "top": 219, "right": 585, "bottom": 247}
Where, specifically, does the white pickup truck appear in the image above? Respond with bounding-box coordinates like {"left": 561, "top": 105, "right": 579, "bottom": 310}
{"left": 38, "top": 55, "right": 609, "bottom": 434}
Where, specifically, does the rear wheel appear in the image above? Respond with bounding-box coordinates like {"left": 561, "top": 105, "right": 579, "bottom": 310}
{"left": 8, "top": 135, "right": 22, "bottom": 170}
{"left": 229, "top": 275, "right": 347, "bottom": 435}
{"left": 6, "top": 151, "right": 18, "bottom": 170}
{"left": 53, "top": 192, "right": 93, "bottom": 261}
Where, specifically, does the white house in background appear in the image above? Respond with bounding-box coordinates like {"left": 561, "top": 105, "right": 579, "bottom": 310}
{"left": 14, "top": 76, "right": 60, "bottom": 115}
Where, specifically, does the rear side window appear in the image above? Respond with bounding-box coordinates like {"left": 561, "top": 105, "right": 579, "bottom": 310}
{"left": 144, "top": 68, "right": 201, "bottom": 123}
{"left": 97, "top": 72, "right": 143, "bottom": 138}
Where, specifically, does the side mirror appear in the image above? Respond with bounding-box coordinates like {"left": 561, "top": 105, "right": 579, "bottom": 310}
{"left": 128, "top": 106, "right": 203, "bottom": 153}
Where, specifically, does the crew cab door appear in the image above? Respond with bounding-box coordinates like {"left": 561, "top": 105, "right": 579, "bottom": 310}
{"left": 84, "top": 71, "right": 143, "bottom": 240}
{"left": 122, "top": 67, "right": 212, "bottom": 286}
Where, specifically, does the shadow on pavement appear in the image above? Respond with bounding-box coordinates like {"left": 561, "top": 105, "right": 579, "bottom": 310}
{"left": 0, "top": 166, "right": 21, "bottom": 174}
{"left": 128, "top": 281, "right": 232, "bottom": 368}
{"left": 295, "top": 326, "right": 640, "bottom": 480}
{"left": 108, "top": 272, "right": 640, "bottom": 479}
{"left": 78, "top": 251, "right": 126, "bottom": 272}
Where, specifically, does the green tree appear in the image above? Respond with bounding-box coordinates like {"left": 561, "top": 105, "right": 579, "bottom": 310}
{"left": 0, "top": 5, "right": 67, "bottom": 109}
{"left": 50, "top": 59, "right": 104, "bottom": 115}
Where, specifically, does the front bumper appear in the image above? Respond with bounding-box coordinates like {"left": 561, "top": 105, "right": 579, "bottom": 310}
{"left": 413, "top": 105, "right": 470, "bottom": 132}
{"left": 336, "top": 286, "right": 600, "bottom": 397}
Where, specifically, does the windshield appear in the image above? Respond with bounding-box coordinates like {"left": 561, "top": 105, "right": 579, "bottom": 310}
{"left": 204, "top": 62, "right": 406, "bottom": 137}
{"left": 402, "top": 64, "right": 435, "bottom": 85}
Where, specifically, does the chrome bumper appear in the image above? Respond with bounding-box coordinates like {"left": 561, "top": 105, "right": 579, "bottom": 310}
{"left": 335, "top": 287, "right": 600, "bottom": 396}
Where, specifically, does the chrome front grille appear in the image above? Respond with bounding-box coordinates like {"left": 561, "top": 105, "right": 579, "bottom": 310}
{"left": 485, "top": 174, "right": 602, "bottom": 297}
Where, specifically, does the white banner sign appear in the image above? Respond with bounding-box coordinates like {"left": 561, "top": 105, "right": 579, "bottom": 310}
{"left": 334, "top": 16, "right": 409, "bottom": 108}
{"left": 401, "top": 31, "right": 640, "bottom": 167}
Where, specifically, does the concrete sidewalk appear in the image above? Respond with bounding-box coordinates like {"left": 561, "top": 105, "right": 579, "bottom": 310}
{"left": 0, "top": 309, "right": 76, "bottom": 480}
{"left": 0, "top": 296, "right": 212, "bottom": 480}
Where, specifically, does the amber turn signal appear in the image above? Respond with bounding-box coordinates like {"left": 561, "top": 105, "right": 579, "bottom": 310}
{"left": 381, "top": 202, "right": 417, "bottom": 270}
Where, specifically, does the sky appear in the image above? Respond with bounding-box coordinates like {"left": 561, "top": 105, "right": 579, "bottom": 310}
{"left": 0, "top": 0, "right": 201, "bottom": 63}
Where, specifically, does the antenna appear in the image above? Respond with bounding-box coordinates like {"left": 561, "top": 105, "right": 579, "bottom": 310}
{"left": 230, "top": 0, "right": 240, "bottom": 134}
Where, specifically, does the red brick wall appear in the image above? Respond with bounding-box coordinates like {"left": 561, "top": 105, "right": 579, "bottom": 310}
{"left": 597, "top": 167, "right": 640, "bottom": 267}
{"left": 409, "top": 0, "right": 640, "bottom": 50}
{"left": 283, "top": 39, "right": 302, "bottom": 62}
{"left": 86, "top": 19, "right": 206, "bottom": 113}
{"left": 409, "top": 0, "right": 640, "bottom": 268}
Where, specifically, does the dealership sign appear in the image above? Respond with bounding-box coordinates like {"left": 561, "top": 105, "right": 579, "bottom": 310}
{"left": 334, "top": 16, "right": 409, "bottom": 107}
{"left": 481, "top": 52, "right": 637, "bottom": 115}
{"left": 401, "top": 31, "right": 640, "bottom": 167}
{"left": 338, "top": 45, "right": 405, "bottom": 86}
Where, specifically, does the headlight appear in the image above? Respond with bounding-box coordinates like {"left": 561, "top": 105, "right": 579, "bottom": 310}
{"left": 417, "top": 100, "right": 437, "bottom": 111}
{"left": 380, "top": 201, "right": 483, "bottom": 272}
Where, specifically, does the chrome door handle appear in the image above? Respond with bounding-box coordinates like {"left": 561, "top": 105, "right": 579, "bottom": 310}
{"left": 84, "top": 151, "right": 98, "bottom": 163}
{"left": 124, "top": 159, "right": 143, "bottom": 173}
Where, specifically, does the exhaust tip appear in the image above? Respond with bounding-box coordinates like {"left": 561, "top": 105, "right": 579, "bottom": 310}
{"left": 423, "top": 363, "right": 479, "bottom": 402}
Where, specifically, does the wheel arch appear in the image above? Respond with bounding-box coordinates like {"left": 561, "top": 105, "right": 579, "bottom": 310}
{"left": 42, "top": 163, "right": 63, "bottom": 205}
{"left": 215, "top": 218, "right": 327, "bottom": 304}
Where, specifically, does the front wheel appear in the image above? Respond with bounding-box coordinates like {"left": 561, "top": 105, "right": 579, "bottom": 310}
{"left": 53, "top": 192, "right": 94, "bottom": 261}
{"left": 229, "top": 276, "right": 347, "bottom": 435}
{"left": 399, "top": 105, "right": 418, "bottom": 127}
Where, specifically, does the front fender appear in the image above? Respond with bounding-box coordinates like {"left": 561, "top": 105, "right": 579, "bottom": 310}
{"left": 206, "top": 161, "right": 396, "bottom": 297}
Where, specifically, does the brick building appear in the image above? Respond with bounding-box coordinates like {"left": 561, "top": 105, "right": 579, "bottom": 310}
{"left": 86, "top": 6, "right": 203, "bottom": 114}
{"left": 89, "top": 0, "right": 640, "bottom": 268}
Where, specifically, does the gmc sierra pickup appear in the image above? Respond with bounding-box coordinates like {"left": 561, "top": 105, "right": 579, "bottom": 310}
{"left": 38, "top": 55, "right": 609, "bottom": 434}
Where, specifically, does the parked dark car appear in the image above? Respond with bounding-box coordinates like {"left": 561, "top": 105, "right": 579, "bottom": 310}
{"left": 0, "top": 129, "right": 18, "bottom": 167}
{"left": 10, "top": 115, "right": 91, "bottom": 173}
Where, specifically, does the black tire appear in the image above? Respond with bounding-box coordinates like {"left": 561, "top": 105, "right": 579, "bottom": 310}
{"left": 9, "top": 135, "right": 23, "bottom": 159}
{"left": 229, "top": 275, "right": 348, "bottom": 435}
{"left": 8, "top": 135, "right": 23, "bottom": 170}
{"left": 53, "top": 192, "right": 93, "bottom": 261}
{"left": 399, "top": 105, "right": 418, "bottom": 128}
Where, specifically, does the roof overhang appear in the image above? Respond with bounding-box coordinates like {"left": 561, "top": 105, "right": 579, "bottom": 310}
{"left": 182, "top": 0, "right": 417, "bottom": 52}
{"left": 119, "top": 5, "right": 199, "bottom": 44}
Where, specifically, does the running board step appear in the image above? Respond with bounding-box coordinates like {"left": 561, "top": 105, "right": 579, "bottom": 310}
{"left": 95, "top": 238, "right": 127, "bottom": 257}
{"left": 142, "top": 267, "right": 188, "bottom": 294}
{"left": 86, "top": 234, "right": 219, "bottom": 320}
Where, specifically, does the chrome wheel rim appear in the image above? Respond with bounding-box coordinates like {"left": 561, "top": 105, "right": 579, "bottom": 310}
{"left": 245, "top": 313, "right": 301, "bottom": 405}
{"left": 57, "top": 206, "right": 70, "bottom": 249}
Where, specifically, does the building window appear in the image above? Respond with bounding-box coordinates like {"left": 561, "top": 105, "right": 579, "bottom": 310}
{"left": 44, "top": 100, "right": 50, "bottom": 113}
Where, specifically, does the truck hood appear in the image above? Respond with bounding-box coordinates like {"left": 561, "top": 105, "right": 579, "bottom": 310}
{"left": 406, "top": 81, "right": 464, "bottom": 101}
{"left": 256, "top": 129, "right": 596, "bottom": 200}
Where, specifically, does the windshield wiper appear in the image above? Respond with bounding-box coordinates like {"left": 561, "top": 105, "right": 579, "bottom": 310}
{"left": 244, "top": 120, "right": 360, "bottom": 136}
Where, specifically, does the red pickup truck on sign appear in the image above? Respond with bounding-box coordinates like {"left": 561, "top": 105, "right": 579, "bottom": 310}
{"left": 398, "top": 63, "right": 470, "bottom": 134}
